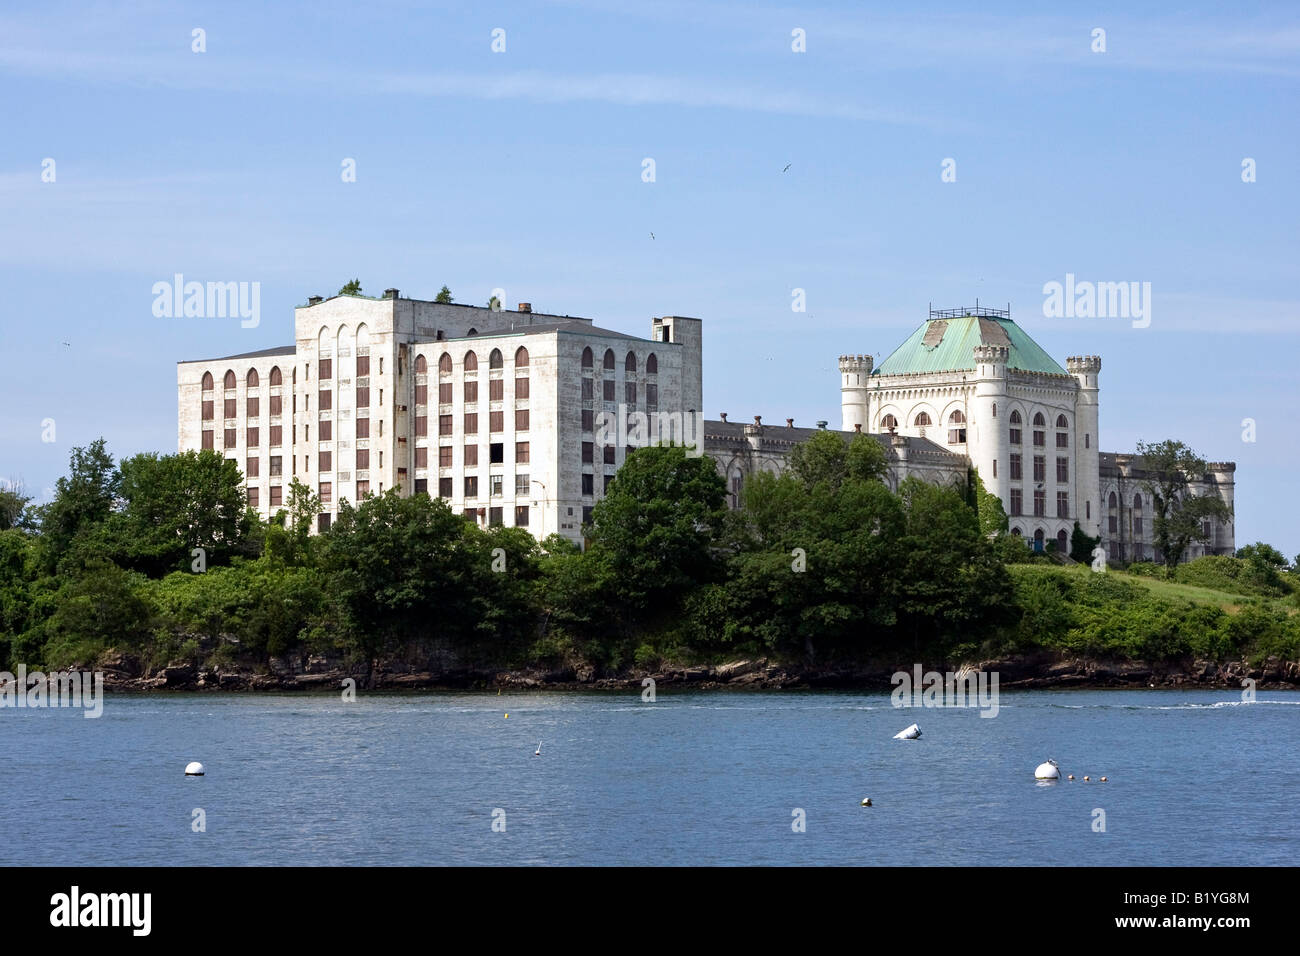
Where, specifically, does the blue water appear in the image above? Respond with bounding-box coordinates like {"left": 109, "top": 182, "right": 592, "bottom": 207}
{"left": 2, "top": 689, "right": 1296, "bottom": 865}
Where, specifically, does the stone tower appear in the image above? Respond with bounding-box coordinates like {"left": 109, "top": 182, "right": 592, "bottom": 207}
{"left": 971, "top": 344, "right": 1010, "bottom": 505}
{"left": 839, "top": 354, "right": 872, "bottom": 432}
{"left": 1067, "top": 355, "right": 1102, "bottom": 537}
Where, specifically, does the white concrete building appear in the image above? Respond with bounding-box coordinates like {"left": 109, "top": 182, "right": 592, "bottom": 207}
{"left": 177, "top": 290, "right": 701, "bottom": 544}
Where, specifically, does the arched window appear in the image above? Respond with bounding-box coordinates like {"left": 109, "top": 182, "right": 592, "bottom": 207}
{"left": 201, "top": 371, "right": 214, "bottom": 390}
{"left": 646, "top": 353, "right": 657, "bottom": 374}
{"left": 949, "top": 410, "right": 965, "bottom": 423}
{"left": 603, "top": 349, "right": 615, "bottom": 370}
{"left": 625, "top": 351, "right": 637, "bottom": 372}
{"left": 1009, "top": 410, "right": 1022, "bottom": 445}
{"left": 947, "top": 410, "right": 966, "bottom": 444}
{"left": 223, "top": 370, "right": 236, "bottom": 389}
{"left": 881, "top": 414, "right": 898, "bottom": 430}
{"left": 1108, "top": 492, "right": 1118, "bottom": 534}
{"left": 1133, "top": 494, "right": 1144, "bottom": 535}
{"left": 581, "top": 347, "right": 594, "bottom": 369}
{"left": 1056, "top": 414, "right": 1068, "bottom": 428}
{"left": 1055, "top": 414, "right": 1070, "bottom": 448}
{"left": 1033, "top": 412, "right": 1045, "bottom": 426}
{"left": 416, "top": 354, "right": 429, "bottom": 374}
{"left": 1011, "top": 527, "right": 1022, "bottom": 537}
{"left": 1033, "top": 528, "right": 1045, "bottom": 552}
{"left": 914, "top": 411, "right": 931, "bottom": 427}
{"left": 269, "top": 366, "right": 282, "bottom": 386}
{"left": 489, "top": 349, "right": 503, "bottom": 369}
{"left": 1032, "top": 412, "right": 1046, "bottom": 447}
{"left": 1057, "top": 529, "right": 1069, "bottom": 553}
{"left": 1010, "top": 410, "right": 1022, "bottom": 423}
{"left": 464, "top": 351, "right": 478, "bottom": 371}
{"left": 992, "top": 402, "right": 997, "bottom": 418}
{"left": 247, "top": 369, "right": 259, "bottom": 387}
{"left": 515, "top": 347, "right": 529, "bottom": 368}
{"left": 467, "top": 328, "right": 478, "bottom": 337}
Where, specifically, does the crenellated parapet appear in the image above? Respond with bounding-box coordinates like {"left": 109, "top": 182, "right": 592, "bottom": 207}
{"left": 972, "top": 344, "right": 1009, "bottom": 365}
{"left": 839, "top": 354, "right": 873, "bottom": 375}
{"left": 1066, "top": 355, "right": 1102, "bottom": 374}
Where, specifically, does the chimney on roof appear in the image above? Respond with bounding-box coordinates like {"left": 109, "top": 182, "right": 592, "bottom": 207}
{"left": 816, "top": 420, "right": 827, "bottom": 430}
{"left": 786, "top": 418, "right": 794, "bottom": 428}
{"left": 719, "top": 412, "right": 728, "bottom": 422}
{"left": 307, "top": 295, "right": 323, "bottom": 306}
{"left": 854, "top": 423, "right": 862, "bottom": 433}
{"left": 753, "top": 415, "right": 762, "bottom": 426}
{"left": 383, "top": 288, "right": 399, "bottom": 299}
{"left": 517, "top": 302, "right": 532, "bottom": 313}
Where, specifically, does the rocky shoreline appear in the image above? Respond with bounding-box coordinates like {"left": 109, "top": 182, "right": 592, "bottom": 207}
{"left": 79, "top": 651, "right": 1300, "bottom": 693}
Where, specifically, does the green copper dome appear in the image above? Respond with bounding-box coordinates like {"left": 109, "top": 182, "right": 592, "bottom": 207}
{"left": 874, "top": 313, "right": 1068, "bottom": 377}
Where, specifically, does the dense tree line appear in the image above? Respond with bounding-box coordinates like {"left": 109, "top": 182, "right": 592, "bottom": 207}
{"left": 0, "top": 433, "right": 1295, "bottom": 678}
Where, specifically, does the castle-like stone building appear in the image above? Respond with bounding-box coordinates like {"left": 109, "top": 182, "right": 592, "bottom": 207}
{"left": 177, "top": 295, "right": 1234, "bottom": 561}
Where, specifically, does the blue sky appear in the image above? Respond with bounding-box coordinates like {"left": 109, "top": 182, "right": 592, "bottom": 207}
{"left": 1, "top": 1, "right": 1297, "bottom": 554}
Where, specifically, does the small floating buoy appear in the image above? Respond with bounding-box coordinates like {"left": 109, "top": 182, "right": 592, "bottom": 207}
{"left": 1034, "top": 760, "right": 1060, "bottom": 779}
{"left": 1083, "top": 775, "right": 1091, "bottom": 781}
{"left": 1067, "top": 774, "right": 1075, "bottom": 781}
{"left": 1100, "top": 776, "right": 1107, "bottom": 782}
{"left": 184, "top": 761, "right": 205, "bottom": 777}
{"left": 893, "top": 723, "right": 921, "bottom": 740}
{"left": 861, "top": 797, "right": 872, "bottom": 807}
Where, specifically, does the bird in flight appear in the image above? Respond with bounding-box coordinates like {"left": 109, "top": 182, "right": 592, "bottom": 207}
{"left": 782, "top": 163, "right": 791, "bottom": 172}
{"left": 650, "top": 232, "right": 655, "bottom": 240}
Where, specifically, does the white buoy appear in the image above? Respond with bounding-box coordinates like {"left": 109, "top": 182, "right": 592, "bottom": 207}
{"left": 893, "top": 723, "right": 921, "bottom": 740}
{"left": 184, "top": 761, "right": 205, "bottom": 777}
{"left": 1034, "top": 759, "right": 1060, "bottom": 780}
{"left": 861, "top": 797, "right": 873, "bottom": 807}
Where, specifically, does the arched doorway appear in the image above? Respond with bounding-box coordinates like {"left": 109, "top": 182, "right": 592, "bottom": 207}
{"left": 1033, "top": 528, "right": 1045, "bottom": 553}
{"left": 1057, "top": 529, "right": 1069, "bottom": 554}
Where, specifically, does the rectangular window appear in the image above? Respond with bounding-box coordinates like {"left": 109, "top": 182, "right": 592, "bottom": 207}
{"left": 269, "top": 455, "right": 282, "bottom": 476}
{"left": 1010, "top": 489, "right": 1022, "bottom": 516}
{"left": 581, "top": 409, "right": 594, "bottom": 431}
{"left": 224, "top": 398, "right": 236, "bottom": 418}
{"left": 488, "top": 507, "right": 503, "bottom": 527}
{"left": 1033, "top": 455, "right": 1046, "bottom": 483}
{"left": 603, "top": 446, "right": 615, "bottom": 465}
{"left": 247, "top": 487, "right": 259, "bottom": 507}
{"left": 464, "top": 412, "right": 478, "bottom": 434}
{"left": 490, "top": 475, "right": 503, "bottom": 497}
{"left": 464, "top": 381, "right": 478, "bottom": 403}
{"left": 1056, "top": 457, "right": 1069, "bottom": 483}
{"left": 490, "top": 379, "right": 504, "bottom": 401}
{"left": 319, "top": 451, "right": 332, "bottom": 472}
{"left": 247, "top": 427, "right": 259, "bottom": 447}
{"left": 515, "top": 409, "right": 529, "bottom": 431}
{"left": 490, "top": 411, "right": 504, "bottom": 432}
{"left": 1056, "top": 431, "right": 1069, "bottom": 448}
{"left": 246, "top": 456, "right": 259, "bottom": 478}
{"left": 438, "top": 477, "right": 453, "bottom": 498}
{"left": 270, "top": 425, "right": 282, "bottom": 447}
{"left": 1086, "top": 501, "right": 1091, "bottom": 520}
{"left": 356, "top": 387, "right": 370, "bottom": 408}
{"left": 319, "top": 482, "right": 332, "bottom": 505}
{"left": 319, "top": 358, "right": 332, "bottom": 380}
{"left": 438, "top": 383, "right": 452, "bottom": 404}
{"left": 319, "top": 419, "right": 332, "bottom": 441}
{"left": 269, "top": 394, "right": 282, "bottom": 416}
{"left": 582, "top": 474, "right": 594, "bottom": 495}
{"left": 1010, "top": 427, "right": 1021, "bottom": 445}
{"left": 582, "top": 441, "right": 594, "bottom": 464}
{"left": 646, "top": 383, "right": 658, "bottom": 406}
{"left": 224, "top": 428, "right": 237, "bottom": 449}
{"left": 582, "top": 379, "right": 593, "bottom": 401}
{"left": 515, "top": 473, "right": 530, "bottom": 495}
{"left": 1134, "top": 515, "right": 1143, "bottom": 535}
{"left": 464, "top": 476, "right": 478, "bottom": 498}
{"left": 516, "top": 377, "right": 529, "bottom": 399}
{"left": 355, "top": 418, "right": 369, "bottom": 438}
{"left": 1033, "top": 429, "right": 1045, "bottom": 447}
{"left": 603, "top": 474, "right": 613, "bottom": 493}
{"left": 318, "top": 513, "right": 331, "bottom": 532}
{"left": 356, "top": 355, "right": 369, "bottom": 376}
{"left": 357, "top": 480, "right": 370, "bottom": 499}
{"left": 202, "top": 400, "right": 214, "bottom": 421}
{"left": 515, "top": 505, "right": 529, "bottom": 527}
{"left": 464, "top": 444, "right": 478, "bottom": 466}
{"left": 625, "top": 381, "right": 636, "bottom": 405}
{"left": 247, "top": 396, "right": 260, "bottom": 418}
{"left": 415, "top": 384, "right": 428, "bottom": 405}
{"left": 1010, "top": 453, "right": 1022, "bottom": 480}
{"left": 603, "top": 380, "right": 615, "bottom": 401}
{"left": 992, "top": 459, "right": 997, "bottom": 478}
{"left": 1033, "top": 489, "right": 1046, "bottom": 517}
{"left": 357, "top": 448, "right": 370, "bottom": 470}
{"left": 490, "top": 443, "right": 504, "bottom": 464}
{"left": 1109, "top": 514, "right": 1118, "bottom": 534}
{"left": 319, "top": 389, "right": 332, "bottom": 410}
{"left": 1057, "top": 491, "right": 1070, "bottom": 518}
{"left": 202, "top": 430, "right": 214, "bottom": 450}
{"left": 515, "top": 442, "right": 529, "bottom": 463}
{"left": 582, "top": 506, "right": 593, "bottom": 525}
{"left": 270, "top": 485, "right": 282, "bottom": 507}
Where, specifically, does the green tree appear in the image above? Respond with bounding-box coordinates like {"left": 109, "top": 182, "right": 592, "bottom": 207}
{"left": 1236, "top": 542, "right": 1286, "bottom": 568}
{"left": 970, "top": 468, "right": 1009, "bottom": 537}
{"left": 1069, "top": 520, "right": 1100, "bottom": 563}
{"left": 487, "top": 295, "right": 501, "bottom": 310}
{"left": 339, "top": 279, "right": 362, "bottom": 296}
{"left": 41, "top": 560, "right": 153, "bottom": 668}
{"left": 1135, "top": 440, "right": 1232, "bottom": 576}
{"left": 0, "top": 482, "right": 34, "bottom": 531}
{"left": 36, "top": 438, "right": 121, "bottom": 573}
{"left": 435, "top": 285, "right": 454, "bottom": 304}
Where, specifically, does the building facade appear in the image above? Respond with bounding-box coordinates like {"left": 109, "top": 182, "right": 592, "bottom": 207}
{"left": 177, "top": 290, "right": 702, "bottom": 544}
